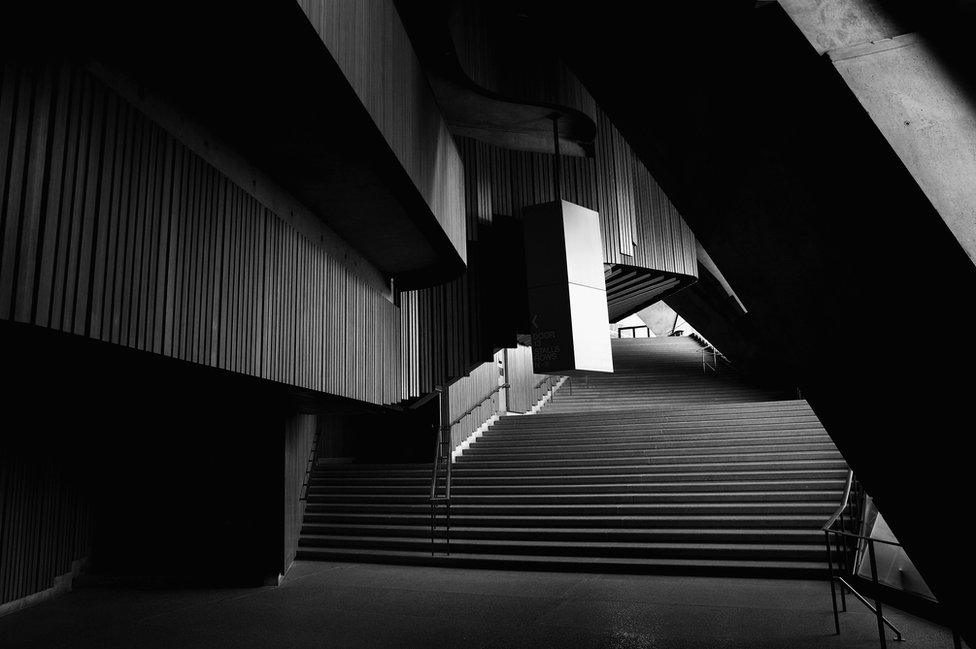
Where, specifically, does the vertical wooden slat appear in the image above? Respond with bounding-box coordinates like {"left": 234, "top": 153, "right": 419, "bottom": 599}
{"left": 0, "top": 64, "right": 35, "bottom": 320}
{"left": 87, "top": 91, "right": 119, "bottom": 340}
{"left": 34, "top": 64, "right": 74, "bottom": 329}
{"left": 0, "top": 58, "right": 448, "bottom": 440}
{"left": 14, "top": 63, "right": 55, "bottom": 325}
{"left": 108, "top": 98, "right": 135, "bottom": 345}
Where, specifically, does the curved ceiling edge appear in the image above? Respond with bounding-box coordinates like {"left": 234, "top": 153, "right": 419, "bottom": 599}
{"left": 395, "top": 0, "right": 597, "bottom": 157}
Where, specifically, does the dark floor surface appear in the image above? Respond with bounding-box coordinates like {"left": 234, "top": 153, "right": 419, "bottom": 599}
{"left": 0, "top": 561, "right": 959, "bottom": 649}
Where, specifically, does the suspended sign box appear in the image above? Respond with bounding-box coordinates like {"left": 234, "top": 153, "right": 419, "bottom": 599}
{"left": 522, "top": 200, "right": 613, "bottom": 374}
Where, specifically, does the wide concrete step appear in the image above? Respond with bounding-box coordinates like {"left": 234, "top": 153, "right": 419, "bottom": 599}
{"left": 455, "top": 450, "right": 844, "bottom": 467}
{"left": 462, "top": 440, "right": 836, "bottom": 457}
{"left": 543, "top": 385, "right": 781, "bottom": 393}
{"left": 546, "top": 381, "right": 781, "bottom": 388}
{"left": 306, "top": 489, "right": 841, "bottom": 505}
{"left": 508, "top": 410, "right": 814, "bottom": 423}
{"left": 543, "top": 394, "right": 782, "bottom": 404}
{"left": 304, "top": 501, "right": 839, "bottom": 516}
{"left": 495, "top": 413, "right": 820, "bottom": 431}
{"left": 480, "top": 427, "right": 827, "bottom": 444}
{"left": 486, "top": 426, "right": 825, "bottom": 442}
{"left": 309, "top": 480, "right": 844, "bottom": 496}
{"left": 495, "top": 411, "right": 820, "bottom": 426}
{"left": 293, "top": 546, "right": 832, "bottom": 579}
{"left": 510, "top": 399, "right": 812, "bottom": 418}
{"left": 298, "top": 534, "right": 825, "bottom": 561}
{"left": 543, "top": 402, "right": 786, "bottom": 412}
{"left": 457, "top": 447, "right": 839, "bottom": 463}
{"left": 315, "top": 458, "right": 848, "bottom": 477}
{"left": 303, "top": 512, "right": 829, "bottom": 529}
{"left": 310, "top": 468, "right": 848, "bottom": 486}
{"left": 301, "top": 524, "right": 824, "bottom": 544}
{"left": 550, "top": 385, "right": 765, "bottom": 392}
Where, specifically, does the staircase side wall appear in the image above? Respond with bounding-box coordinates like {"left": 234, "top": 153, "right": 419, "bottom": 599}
{"left": 283, "top": 414, "right": 317, "bottom": 575}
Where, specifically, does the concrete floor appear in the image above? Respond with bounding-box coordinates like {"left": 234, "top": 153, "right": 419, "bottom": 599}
{"left": 0, "top": 561, "right": 958, "bottom": 649}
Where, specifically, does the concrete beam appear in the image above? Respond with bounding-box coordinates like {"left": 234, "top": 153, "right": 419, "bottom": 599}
{"left": 781, "top": 0, "right": 976, "bottom": 264}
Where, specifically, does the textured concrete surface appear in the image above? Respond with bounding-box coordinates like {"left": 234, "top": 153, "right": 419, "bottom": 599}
{"left": 0, "top": 561, "right": 959, "bottom": 649}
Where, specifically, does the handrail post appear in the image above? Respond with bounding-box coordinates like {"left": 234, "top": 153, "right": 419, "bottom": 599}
{"left": 837, "top": 523, "right": 848, "bottom": 612}
{"left": 868, "top": 539, "right": 888, "bottom": 649}
{"left": 429, "top": 423, "right": 440, "bottom": 501}
{"left": 826, "top": 531, "right": 841, "bottom": 635}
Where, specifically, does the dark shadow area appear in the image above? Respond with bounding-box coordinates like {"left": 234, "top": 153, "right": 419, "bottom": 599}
{"left": 524, "top": 2, "right": 976, "bottom": 642}
{"left": 0, "top": 321, "right": 424, "bottom": 587}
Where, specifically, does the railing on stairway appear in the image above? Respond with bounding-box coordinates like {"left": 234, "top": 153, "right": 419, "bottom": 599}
{"left": 298, "top": 431, "right": 319, "bottom": 502}
{"left": 428, "top": 382, "right": 508, "bottom": 556}
{"left": 823, "top": 470, "right": 964, "bottom": 649}
{"left": 532, "top": 374, "right": 569, "bottom": 405}
{"left": 689, "top": 333, "right": 730, "bottom": 373}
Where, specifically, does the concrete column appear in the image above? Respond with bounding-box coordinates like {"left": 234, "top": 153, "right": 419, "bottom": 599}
{"left": 781, "top": 0, "right": 976, "bottom": 264}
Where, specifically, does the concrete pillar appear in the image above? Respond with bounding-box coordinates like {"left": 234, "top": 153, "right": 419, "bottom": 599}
{"left": 780, "top": 0, "right": 976, "bottom": 264}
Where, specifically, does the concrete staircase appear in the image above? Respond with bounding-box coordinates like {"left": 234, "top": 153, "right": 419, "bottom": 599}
{"left": 297, "top": 337, "right": 846, "bottom": 577}
{"left": 544, "top": 337, "right": 789, "bottom": 412}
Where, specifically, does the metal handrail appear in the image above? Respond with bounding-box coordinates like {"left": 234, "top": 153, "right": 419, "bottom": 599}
{"left": 822, "top": 470, "right": 855, "bottom": 531}
{"left": 428, "top": 430, "right": 448, "bottom": 501}
{"left": 689, "top": 333, "right": 729, "bottom": 373}
{"left": 298, "top": 433, "right": 319, "bottom": 502}
{"left": 449, "top": 383, "right": 509, "bottom": 429}
{"left": 428, "top": 381, "right": 510, "bottom": 556}
{"left": 532, "top": 375, "right": 564, "bottom": 402}
{"left": 822, "top": 471, "right": 964, "bottom": 648}
{"left": 823, "top": 470, "right": 907, "bottom": 647}
{"left": 824, "top": 529, "right": 908, "bottom": 549}
{"left": 701, "top": 346, "right": 728, "bottom": 373}
{"left": 430, "top": 384, "right": 509, "bottom": 502}
{"left": 533, "top": 375, "right": 555, "bottom": 390}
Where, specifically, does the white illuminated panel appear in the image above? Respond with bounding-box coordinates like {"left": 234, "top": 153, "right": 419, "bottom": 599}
{"left": 568, "top": 284, "right": 613, "bottom": 372}
{"left": 523, "top": 200, "right": 613, "bottom": 374}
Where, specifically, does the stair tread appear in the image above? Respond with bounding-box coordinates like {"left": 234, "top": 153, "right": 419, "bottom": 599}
{"left": 310, "top": 498, "right": 837, "bottom": 510}
{"left": 295, "top": 547, "right": 830, "bottom": 570}
{"left": 304, "top": 514, "right": 827, "bottom": 522}
{"left": 302, "top": 524, "right": 822, "bottom": 536}
{"left": 312, "top": 490, "right": 843, "bottom": 497}
{"left": 316, "top": 481, "right": 845, "bottom": 489}
{"left": 312, "top": 472, "right": 847, "bottom": 482}
{"left": 299, "top": 534, "right": 825, "bottom": 551}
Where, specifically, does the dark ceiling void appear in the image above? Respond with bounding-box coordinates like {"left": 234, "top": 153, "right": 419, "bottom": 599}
{"left": 394, "top": 0, "right": 596, "bottom": 157}
{"left": 2, "top": 0, "right": 465, "bottom": 288}
{"left": 522, "top": 1, "right": 976, "bottom": 643}
{"left": 666, "top": 265, "right": 783, "bottom": 388}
